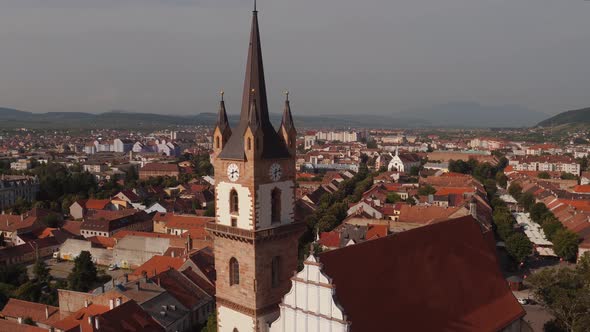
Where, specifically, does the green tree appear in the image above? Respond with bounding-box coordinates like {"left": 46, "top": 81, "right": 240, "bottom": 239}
{"left": 553, "top": 229, "right": 580, "bottom": 262}
{"left": 529, "top": 202, "right": 549, "bottom": 223}
{"left": 528, "top": 266, "right": 590, "bottom": 332}
{"left": 542, "top": 217, "right": 564, "bottom": 241}
{"left": 495, "top": 172, "right": 508, "bottom": 188}
{"left": 538, "top": 171, "right": 551, "bottom": 179}
{"left": 518, "top": 192, "right": 536, "bottom": 212}
{"left": 560, "top": 172, "right": 578, "bottom": 180}
{"left": 417, "top": 184, "right": 437, "bottom": 196}
{"left": 67, "top": 251, "right": 98, "bottom": 292}
{"left": 505, "top": 233, "right": 533, "bottom": 263}
{"left": 33, "top": 260, "right": 50, "bottom": 283}
{"left": 508, "top": 182, "right": 523, "bottom": 200}
{"left": 201, "top": 312, "right": 217, "bottom": 332}
{"left": 386, "top": 192, "right": 402, "bottom": 204}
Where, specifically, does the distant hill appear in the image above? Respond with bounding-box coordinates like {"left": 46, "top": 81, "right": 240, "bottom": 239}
{"left": 0, "top": 102, "right": 550, "bottom": 129}
{"left": 406, "top": 102, "right": 547, "bottom": 128}
{"left": 537, "top": 107, "right": 590, "bottom": 127}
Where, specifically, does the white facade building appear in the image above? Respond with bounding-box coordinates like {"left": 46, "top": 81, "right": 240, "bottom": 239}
{"left": 270, "top": 255, "right": 350, "bottom": 332}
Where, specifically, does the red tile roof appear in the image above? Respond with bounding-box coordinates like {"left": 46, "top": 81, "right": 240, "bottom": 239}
{"left": 319, "top": 231, "right": 341, "bottom": 248}
{"left": 87, "top": 236, "right": 116, "bottom": 248}
{"left": 52, "top": 304, "right": 109, "bottom": 332}
{"left": 95, "top": 301, "right": 164, "bottom": 332}
{"left": 0, "top": 298, "right": 60, "bottom": 325}
{"left": 318, "top": 216, "right": 525, "bottom": 332}
{"left": 83, "top": 199, "right": 113, "bottom": 210}
{"left": 112, "top": 230, "right": 179, "bottom": 240}
{"left": 573, "top": 185, "right": 590, "bottom": 193}
{"left": 131, "top": 255, "right": 184, "bottom": 278}
{"left": 154, "top": 269, "right": 211, "bottom": 309}
{"left": 0, "top": 319, "right": 46, "bottom": 332}
{"left": 366, "top": 224, "right": 388, "bottom": 240}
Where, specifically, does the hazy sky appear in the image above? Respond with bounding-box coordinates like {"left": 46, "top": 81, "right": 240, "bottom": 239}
{"left": 0, "top": 0, "right": 589, "bottom": 116}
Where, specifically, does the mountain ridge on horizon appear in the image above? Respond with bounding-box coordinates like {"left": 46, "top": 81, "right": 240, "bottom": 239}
{"left": 0, "top": 102, "right": 558, "bottom": 129}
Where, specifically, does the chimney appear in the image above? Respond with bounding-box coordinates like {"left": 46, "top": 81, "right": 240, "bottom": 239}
{"left": 123, "top": 273, "right": 128, "bottom": 283}
{"left": 156, "top": 277, "right": 160, "bottom": 287}
{"left": 17, "top": 317, "right": 23, "bottom": 324}
{"left": 95, "top": 317, "right": 100, "bottom": 330}
{"left": 88, "top": 316, "right": 94, "bottom": 327}
{"left": 109, "top": 299, "right": 114, "bottom": 310}
{"left": 84, "top": 300, "right": 89, "bottom": 308}
{"left": 171, "top": 250, "right": 175, "bottom": 258}
{"left": 136, "top": 282, "right": 140, "bottom": 291}
{"left": 45, "top": 306, "right": 49, "bottom": 319}
{"left": 115, "top": 297, "right": 122, "bottom": 307}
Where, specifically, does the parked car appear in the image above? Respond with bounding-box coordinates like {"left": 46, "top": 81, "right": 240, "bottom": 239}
{"left": 517, "top": 298, "right": 529, "bottom": 305}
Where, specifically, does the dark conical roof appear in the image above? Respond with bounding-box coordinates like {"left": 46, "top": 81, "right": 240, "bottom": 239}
{"left": 218, "top": 9, "right": 290, "bottom": 160}
{"left": 281, "top": 93, "right": 295, "bottom": 132}
{"left": 216, "top": 93, "right": 230, "bottom": 134}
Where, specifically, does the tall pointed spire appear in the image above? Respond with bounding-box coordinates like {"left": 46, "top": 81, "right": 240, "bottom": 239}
{"left": 239, "top": 4, "right": 269, "bottom": 127}
{"left": 218, "top": 5, "right": 291, "bottom": 160}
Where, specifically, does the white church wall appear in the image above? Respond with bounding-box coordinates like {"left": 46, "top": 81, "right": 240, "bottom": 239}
{"left": 270, "top": 255, "right": 349, "bottom": 332}
{"left": 218, "top": 305, "right": 255, "bottom": 332}
{"left": 216, "top": 182, "right": 253, "bottom": 229}
{"left": 257, "top": 180, "right": 295, "bottom": 229}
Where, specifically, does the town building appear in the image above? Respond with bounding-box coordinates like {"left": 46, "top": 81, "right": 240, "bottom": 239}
{"left": 140, "top": 163, "right": 180, "bottom": 180}
{"left": 0, "top": 175, "right": 40, "bottom": 211}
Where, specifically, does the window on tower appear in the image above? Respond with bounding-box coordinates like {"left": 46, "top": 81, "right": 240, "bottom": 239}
{"left": 229, "top": 257, "right": 240, "bottom": 286}
{"left": 247, "top": 137, "right": 252, "bottom": 150}
{"left": 215, "top": 136, "right": 220, "bottom": 149}
{"left": 271, "top": 256, "right": 281, "bottom": 288}
{"left": 271, "top": 188, "right": 281, "bottom": 224}
{"left": 230, "top": 189, "right": 239, "bottom": 214}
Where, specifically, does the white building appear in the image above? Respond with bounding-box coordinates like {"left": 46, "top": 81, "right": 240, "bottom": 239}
{"left": 10, "top": 159, "right": 32, "bottom": 171}
{"left": 270, "top": 255, "right": 350, "bottom": 332}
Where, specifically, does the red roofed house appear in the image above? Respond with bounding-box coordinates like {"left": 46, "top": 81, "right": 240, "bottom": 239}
{"left": 0, "top": 298, "right": 60, "bottom": 329}
{"left": 270, "top": 216, "right": 525, "bottom": 332}
{"left": 131, "top": 255, "right": 185, "bottom": 279}
{"left": 69, "top": 199, "right": 116, "bottom": 220}
{"left": 80, "top": 210, "right": 152, "bottom": 238}
{"left": 152, "top": 213, "right": 213, "bottom": 239}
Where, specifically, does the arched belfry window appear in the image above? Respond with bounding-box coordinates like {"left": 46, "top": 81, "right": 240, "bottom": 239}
{"left": 271, "top": 256, "right": 281, "bottom": 288}
{"left": 229, "top": 257, "right": 240, "bottom": 286}
{"left": 233, "top": 329, "right": 239, "bottom": 332}
{"left": 230, "top": 189, "right": 239, "bottom": 214}
{"left": 271, "top": 188, "right": 281, "bottom": 224}
{"left": 247, "top": 137, "right": 252, "bottom": 150}
{"left": 215, "top": 136, "right": 220, "bottom": 149}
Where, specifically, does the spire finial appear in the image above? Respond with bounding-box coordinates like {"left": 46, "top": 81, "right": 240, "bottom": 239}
{"left": 284, "top": 90, "right": 289, "bottom": 102}
{"left": 220, "top": 90, "right": 224, "bottom": 101}
{"left": 254, "top": 0, "right": 257, "bottom": 12}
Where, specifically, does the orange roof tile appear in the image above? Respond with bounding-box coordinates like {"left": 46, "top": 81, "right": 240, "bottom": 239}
{"left": 131, "top": 255, "right": 184, "bottom": 278}
{"left": 52, "top": 304, "right": 109, "bottom": 332}
{"left": 0, "top": 298, "right": 60, "bottom": 325}
{"left": 573, "top": 185, "right": 590, "bottom": 193}
{"left": 366, "top": 224, "right": 388, "bottom": 240}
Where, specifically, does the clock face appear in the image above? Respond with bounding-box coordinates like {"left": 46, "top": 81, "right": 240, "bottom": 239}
{"left": 227, "top": 163, "right": 240, "bottom": 182}
{"left": 269, "top": 163, "right": 282, "bottom": 182}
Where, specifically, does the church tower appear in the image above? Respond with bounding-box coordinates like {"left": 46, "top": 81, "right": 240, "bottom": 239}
{"left": 206, "top": 4, "right": 304, "bottom": 332}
